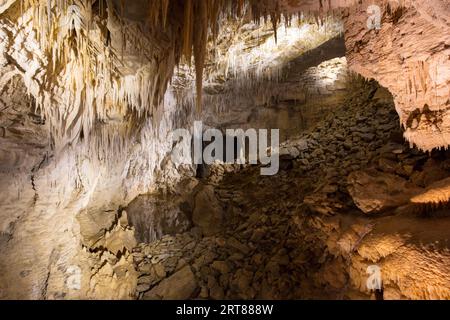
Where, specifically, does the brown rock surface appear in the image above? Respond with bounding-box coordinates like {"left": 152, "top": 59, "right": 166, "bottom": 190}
{"left": 343, "top": 0, "right": 450, "bottom": 151}
{"left": 143, "top": 266, "right": 198, "bottom": 300}
{"left": 347, "top": 169, "right": 423, "bottom": 214}
{"left": 192, "top": 185, "right": 224, "bottom": 236}
{"left": 351, "top": 215, "right": 450, "bottom": 300}
{"left": 126, "top": 193, "right": 192, "bottom": 243}
{"left": 0, "top": 0, "right": 449, "bottom": 301}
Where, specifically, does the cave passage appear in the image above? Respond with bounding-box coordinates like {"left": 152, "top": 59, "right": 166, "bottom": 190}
{"left": 1, "top": 0, "right": 450, "bottom": 302}
{"left": 128, "top": 77, "right": 450, "bottom": 300}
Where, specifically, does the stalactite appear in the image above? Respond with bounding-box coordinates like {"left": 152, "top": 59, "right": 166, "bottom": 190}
{"left": 193, "top": 0, "right": 208, "bottom": 113}
{"left": 181, "top": 0, "right": 194, "bottom": 63}
{"left": 14, "top": 0, "right": 333, "bottom": 152}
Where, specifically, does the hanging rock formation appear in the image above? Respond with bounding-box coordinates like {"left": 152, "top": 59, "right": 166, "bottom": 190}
{"left": 0, "top": 0, "right": 449, "bottom": 300}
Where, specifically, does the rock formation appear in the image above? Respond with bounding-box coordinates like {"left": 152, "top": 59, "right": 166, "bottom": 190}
{"left": 0, "top": 0, "right": 449, "bottom": 300}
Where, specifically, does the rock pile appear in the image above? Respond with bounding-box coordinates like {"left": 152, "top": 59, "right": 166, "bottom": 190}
{"left": 288, "top": 80, "right": 450, "bottom": 299}
{"left": 131, "top": 79, "right": 450, "bottom": 300}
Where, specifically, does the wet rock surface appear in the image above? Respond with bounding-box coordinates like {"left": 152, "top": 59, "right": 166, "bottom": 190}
{"left": 131, "top": 79, "right": 450, "bottom": 300}
{"left": 126, "top": 193, "right": 192, "bottom": 243}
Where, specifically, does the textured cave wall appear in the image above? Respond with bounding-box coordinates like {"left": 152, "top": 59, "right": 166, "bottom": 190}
{"left": 259, "top": 0, "right": 450, "bottom": 151}
{"left": 0, "top": 0, "right": 449, "bottom": 300}
{"left": 0, "top": 1, "right": 195, "bottom": 299}
{"left": 0, "top": 73, "right": 194, "bottom": 299}
{"left": 342, "top": 0, "right": 450, "bottom": 151}
{"left": 0, "top": 0, "right": 14, "bottom": 14}
{"left": 0, "top": 18, "right": 194, "bottom": 298}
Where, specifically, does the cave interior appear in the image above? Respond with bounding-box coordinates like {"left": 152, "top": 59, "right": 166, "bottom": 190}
{"left": 0, "top": 0, "right": 450, "bottom": 300}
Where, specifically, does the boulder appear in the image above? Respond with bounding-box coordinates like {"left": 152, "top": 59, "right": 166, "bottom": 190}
{"left": 143, "top": 266, "right": 198, "bottom": 300}
{"left": 347, "top": 169, "right": 422, "bottom": 214}
{"left": 211, "top": 261, "right": 230, "bottom": 274}
{"left": 126, "top": 194, "right": 191, "bottom": 243}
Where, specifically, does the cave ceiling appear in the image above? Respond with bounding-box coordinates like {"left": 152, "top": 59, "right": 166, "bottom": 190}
{"left": 0, "top": 0, "right": 449, "bottom": 151}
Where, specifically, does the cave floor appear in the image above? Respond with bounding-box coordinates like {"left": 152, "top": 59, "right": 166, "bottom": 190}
{"left": 133, "top": 162, "right": 329, "bottom": 300}
{"left": 131, "top": 81, "right": 450, "bottom": 300}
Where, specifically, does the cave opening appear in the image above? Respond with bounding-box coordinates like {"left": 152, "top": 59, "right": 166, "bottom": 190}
{"left": 0, "top": 0, "right": 450, "bottom": 302}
